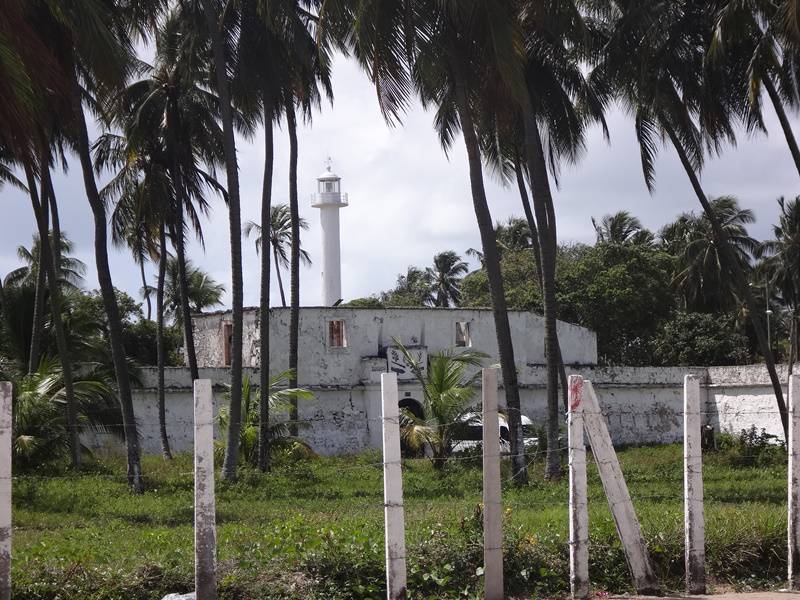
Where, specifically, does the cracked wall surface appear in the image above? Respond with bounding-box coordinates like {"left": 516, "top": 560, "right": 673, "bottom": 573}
{"left": 83, "top": 363, "right": 794, "bottom": 457}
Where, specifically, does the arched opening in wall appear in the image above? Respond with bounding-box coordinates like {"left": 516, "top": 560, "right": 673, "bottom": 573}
{"left": 398, "top": 398, "right": 425, "bottom": 457}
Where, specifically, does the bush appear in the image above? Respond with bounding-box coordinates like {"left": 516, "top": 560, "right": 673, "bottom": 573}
{"left": 715, "top": 425, "right": 786, "bottom": 468}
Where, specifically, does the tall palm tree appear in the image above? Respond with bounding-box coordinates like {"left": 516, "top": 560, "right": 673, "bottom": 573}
{"left": 197, "top": 0, "right": 249, "bottom": 481}
{"left": 712, "top": 0, "right": 800, "bottom": 178}
{"left": 511, "top": 0, "right": 607, "bottom": 478}
{"left": 673, "top": 197, "right": 759, "bottom": 313}
{"left": 103, "top": 13, "right": 227, "bottom": 381}
{"left": 20, "top": 0, "right": 158, "bottom": 491}
{"left": 244, "top": 205, "right": 311, "bottom": 308}
{"left": 427, "top": 251, "right": 468, "bottom": 307}
{"left": 758, "top": 196, "right": 800, "bottom": 372}
{"left": 597, "top": 0, "right": 789, "bottom": 437}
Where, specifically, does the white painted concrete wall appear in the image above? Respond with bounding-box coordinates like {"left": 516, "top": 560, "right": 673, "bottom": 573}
{"left": 192, "top": 307, "right": 599, "bottom": 378}
{"left": 86, "top": 363, "right": 793, "bottom": 457}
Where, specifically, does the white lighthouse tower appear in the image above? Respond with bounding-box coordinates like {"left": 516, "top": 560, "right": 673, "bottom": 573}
{"left": 312, "top": 160, "right": 348, "bottom": 306}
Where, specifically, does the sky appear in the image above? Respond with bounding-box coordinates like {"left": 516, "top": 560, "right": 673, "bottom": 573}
{"left": 1, "top": 52, "right": 799, "bottom": 311}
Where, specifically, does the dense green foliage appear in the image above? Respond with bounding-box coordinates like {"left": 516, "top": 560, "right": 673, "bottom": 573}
{"left": 13, "top": 443, "right": 789, "bottom": 599}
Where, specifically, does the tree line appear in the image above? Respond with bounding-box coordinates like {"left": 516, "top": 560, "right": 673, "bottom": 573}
{"left": 365, "top": 200, "right": 800, "bottom": 371}
{"left": 2, "top": 0, "right": 800, "bottom": 487}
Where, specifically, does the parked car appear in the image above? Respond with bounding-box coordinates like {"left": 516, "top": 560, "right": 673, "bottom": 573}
{"left": 451, "top": 411, "right": 538, "bottom": 453}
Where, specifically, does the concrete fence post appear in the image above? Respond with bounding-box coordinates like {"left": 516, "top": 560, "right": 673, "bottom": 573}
{"left": 194, "top": 379, "right": 217, "bottom": 600}
{"left": 381, "top": 372, "right": 407, "bottom": 600}
{"left": 482, "top": 368, "right": 503, "bottom": 600}
{"left": 0, "top": 382, "right": 10, "bottom": 600}
{"left": 684, "top": 374, "right": 706, "bottom": 594}
{"left": 568, "top": 375, "right": 589, "bottom": 600}
{"left": 789, "top": 374, "right": 800, "bottom": 589}
{"left": 582, "top": 380, "right": 660, "bottom": 595}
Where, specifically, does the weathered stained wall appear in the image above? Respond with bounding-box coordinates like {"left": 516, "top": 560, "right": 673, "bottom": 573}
{"left": 87, "top": 364, "right": 791, "bottom": 457}
{"left": 192, "top": 307, "right": 599, "bottom": 380}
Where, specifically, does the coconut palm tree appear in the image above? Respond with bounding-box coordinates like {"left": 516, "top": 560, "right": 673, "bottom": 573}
{"left": 758, "top": 197, "right": 800, "bottom": 372}
{"left": 592, "top": 211, "right": 654, "bottom": 246}
{"left": 5, "top": 234, "right": 86, "bottom": 292}
{"left": 427, "top": 251, "right": 468, "bottom": 307}
{"left": 15, "top": 0, "right": 160, "bottom": 491}
{"left": 597, "top": 0, "right": 789, "bottom": 437}
{"left": 393, "top": 339, "right": 487, "bottom": 471}
{"left": 712, "top": 0, "right": 800, "bottom": 178}
{"left": 163, "top": 258, "right": 225, "bottom": 323}
{"left": 673, "top": 197, "right": 759, "bottom": 313}
{"left": 244, "top": 205, "right": 311, "bottom": 308}
{"left": 339, "top": 0, "right": 531, "bottom": 483}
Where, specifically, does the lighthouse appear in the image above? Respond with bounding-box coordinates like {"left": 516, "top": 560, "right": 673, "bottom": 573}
{"left": 312, "top": 160, "right": 348, "bottom": 306}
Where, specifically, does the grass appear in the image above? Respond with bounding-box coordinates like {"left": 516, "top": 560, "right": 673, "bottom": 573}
{"left": 12, "top": 442, "right": 790, "bottom": 599}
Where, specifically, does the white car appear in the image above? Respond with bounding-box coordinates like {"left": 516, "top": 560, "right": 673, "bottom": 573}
{"left": 451, "top": 411, "right": 538, "bottom": 454}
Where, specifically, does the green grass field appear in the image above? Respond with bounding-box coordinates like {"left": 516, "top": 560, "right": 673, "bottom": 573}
{"left": 12, "top": 442, "right": 790, "bottom": 599}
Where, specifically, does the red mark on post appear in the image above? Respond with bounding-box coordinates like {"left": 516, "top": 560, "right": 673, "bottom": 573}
{"left": 569, "top": 378, "right": 583, "bottom": 412}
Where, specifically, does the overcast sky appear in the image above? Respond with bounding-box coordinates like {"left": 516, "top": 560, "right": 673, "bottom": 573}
{"left": 1, "top": 53, "right": 798, "bottom": 310}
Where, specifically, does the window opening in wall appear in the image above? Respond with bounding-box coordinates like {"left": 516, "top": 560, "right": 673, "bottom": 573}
{"left": 455, "top": 321, "right": 471, "bottom": 347}
{"left": 223, "top": 322, "right": 233, "bottom": 366}
{"left": 329, "top": 320, "right": 347, "bottom": 348}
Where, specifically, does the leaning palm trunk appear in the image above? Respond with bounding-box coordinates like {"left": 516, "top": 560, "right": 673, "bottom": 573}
{"left": 26, "top": 160, "right": 81, "bottom": 469}
{"left": 258, "top": 97, "right": 274, "bottom": 472}
{"left": 157, "top": 222, "right": 172, "bottom": 460}
{"left": 762, "top": 74, "right": 800, "bottom": 180}
{"left": 167, "top": 103, "right": 199, "bottom": 380}
{"left": 70, "top": 72, "right": 143, "bottom": 492}
{"left": 522, "top": 110, "right": 562, "bottom": 479}
{"left": 514, "top": 158, "right": 569, "bottom": 411}
{"left": 452, "top": 60, "right": 527, "bottom": 484}
{"left": 665, "top": 123, "right": 789, "bottom": 438}
{"left": 273, "top": 247, "right": 287, "bottom": 307}
{"left": 287, "top": 102, "right": 301, "bottom": 436}
{"left": 202, "top": 0, "right": 245, "bottom": 481}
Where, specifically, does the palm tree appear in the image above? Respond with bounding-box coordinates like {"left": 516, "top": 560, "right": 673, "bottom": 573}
{"left": 597, "top": 0, "right": 789, "bottom": 438}
{"left": 427, "top": 251, "right": 468, "bottom": 307}
{"left": 510, "top": 0, "right": 607, "bottom": 479}
{"left": 712, "top": 0, "right": 800, "bottom": 178}
{"left": 11, "top": 357, "right": 123, "bottom": 472}
{"left": 381, "top": 266, "right": 435, "bottom": 307}
{"left": 393, "top": 339, "right": 487, "bottom": 471}
{"left": 592, "top": 211, "right": 654, "bottom": 246}
{"left": 17, "top": 0, "right": 157, "bottom": 492}
{"left": 758, "top": 197, "right": 800, "bottom": 372}
{"left": 244, "top": 205, "right": 311, "bottom": 308}
{"left": 163, "top": 258, "right": 225, "bottom": 323}
{"left": 673, "top": 197, "right": 759, "bottom": 313}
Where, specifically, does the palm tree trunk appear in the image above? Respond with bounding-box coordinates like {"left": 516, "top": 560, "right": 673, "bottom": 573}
{"left": 286, "top": 101, "right": 301, "bottom": 436}
{"left": 140, "top": 260, "right": 152, "bottom": 321}
{"left": 70, "top": 71, "right": 143, "bottom": 492}
{"left": 452, "top": 57, "right": 527, "bottom": 485}
{"left": 174, "top": 208, "right": 200, "bottom": 380}
{"left": 258, "top": 97, "right": 274, "bottom": 472}
{"left": 167, "top": 101, "right": 199, "bottom": 380}
{"left": 157, "top": 222, "right": 172, "bottom": 460}
{"left": 26, "top": 160, "right": 81, "bottom": 470}
{"left": 763, "top": 74, "right": 800, "bottom": 180}
{"left": 514, "top": 157, "right": 569, "bottom": 411}
{"left": 789, "top": 312, "right": 797, "bottom": 377}
{"left": 522, "top": 110, "right": 563, "bottom": 480}
{"left": 203, "top": 0, "right": 244, "bottom": 481}
{"left": 27, "top": 235, "right": 46, "bottom": 374}
{"left": 665, "top": 122, "right": 789, "bottom": 438}
{"left": 274, "top": 246, "right": 287, "bottom": 307}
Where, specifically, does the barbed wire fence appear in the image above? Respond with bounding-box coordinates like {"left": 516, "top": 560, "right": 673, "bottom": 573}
{"left": 3, "top": 370, "right": 800, "bottom": 600}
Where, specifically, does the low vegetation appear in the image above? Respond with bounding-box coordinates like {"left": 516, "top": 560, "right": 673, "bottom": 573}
{"left": 14, "top": 440, "right": 789, "bottom": 599}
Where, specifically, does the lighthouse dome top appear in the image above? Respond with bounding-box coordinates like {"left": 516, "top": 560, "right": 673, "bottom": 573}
{"left": 318, "top": 159, "right": 340, "bottom": 181}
